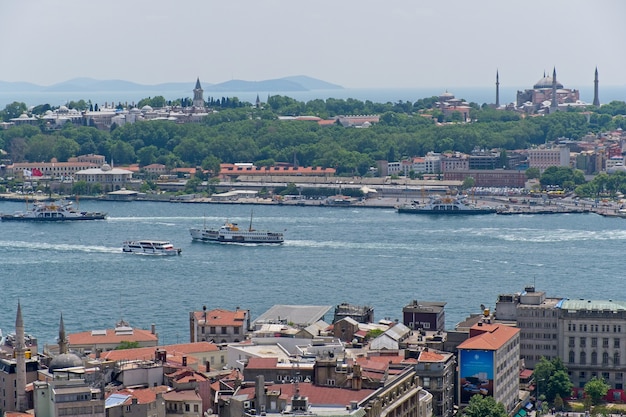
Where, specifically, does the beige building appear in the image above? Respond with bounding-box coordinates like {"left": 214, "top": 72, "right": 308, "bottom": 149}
{"left": 189, "top": 307, "right": 250, "bottom": 344}
{"left": 67, "top": 319, "right": 158, "bottom": 354}
{"left": 74, "top": 163, "right": 134, "bottom": 192}
{"left": 527, "top": 145, "right": 570, "bottom": 172}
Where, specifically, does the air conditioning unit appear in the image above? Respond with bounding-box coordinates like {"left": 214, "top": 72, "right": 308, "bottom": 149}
{"left": 243, "top": 401, "right": 251, "bottom": 409}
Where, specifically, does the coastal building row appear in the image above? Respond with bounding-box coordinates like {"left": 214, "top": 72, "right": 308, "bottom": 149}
{"left": 9, "top": 285, "right": 626, "bottom": 416}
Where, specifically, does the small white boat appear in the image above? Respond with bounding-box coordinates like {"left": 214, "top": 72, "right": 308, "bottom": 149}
{"left": 122, "top": 240, "right": 182, "bottom": 255}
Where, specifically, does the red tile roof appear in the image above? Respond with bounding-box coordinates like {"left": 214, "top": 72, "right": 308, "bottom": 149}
{"left": 246, "top": 357, "right": 278, "bottom": 369}
{"left": 163, "top": 390, "right": 202, "bottom": 401}
{"left": 418, "top": 350, "right": 447, "bottom": 363}
{"left": 237, "top": 382, "right": 374, "bottom": 406}
{"left": 458, "top": 323, "right": 520, "bottom": 350}
{"left": 69, "top": 328, "right": 158, "bottom": 346}
{"left": 108, "top": 386, "right": 169, "bottom": 404}
{"left": 192, "top": 309, "right": 247, "bottom": 327}
{"left": 93, "top": 342, "right": 218, "bottom": 362}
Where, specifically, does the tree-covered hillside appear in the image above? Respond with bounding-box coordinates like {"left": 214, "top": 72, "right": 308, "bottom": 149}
{"left": 1, "top": 96, "right": 625, "bottom": 177}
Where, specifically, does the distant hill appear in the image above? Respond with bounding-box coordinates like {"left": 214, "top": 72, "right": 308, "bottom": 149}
{"left": 0, "top": 76, "right": 343, "bottom": 94}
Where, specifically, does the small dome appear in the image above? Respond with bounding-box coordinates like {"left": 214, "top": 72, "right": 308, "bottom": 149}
{"left": 58, "top": 105, "right": 69, "bottom": 113}
{"left": 49, "top": 352, "right": 83, "bottom": 370}
{"left": 101, "top": 164, "right": 112, "bottom": 172}
{"left": 141, "top": 105, "right": 153, "bottom": 112}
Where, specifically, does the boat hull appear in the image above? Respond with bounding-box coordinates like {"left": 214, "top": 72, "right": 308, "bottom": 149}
{"left": 1, "top": 214, "right": 107, "bottom": 221}
{"left": 190, "top": 228, "right": 284, "bottom": 244}
{"left": 397, "top": 207, "right": 496, "bottom": 215}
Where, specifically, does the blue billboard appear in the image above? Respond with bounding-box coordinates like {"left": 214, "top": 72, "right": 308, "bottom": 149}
{"left": 460, "top": 349, "right": 494, "bottom": 403}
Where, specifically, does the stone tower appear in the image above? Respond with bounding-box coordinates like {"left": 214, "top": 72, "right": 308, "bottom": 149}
{"left": 58, "top": 313, "right": 68, "bottom": 355}
{"left": 593, "top": 67, "right": 600, "bottom": 107}
{"left": 550, "top": 67, "right": 558, "bottom": 112}
{"left": 15, "top": 302, "right": 27, "bottom": 412}
{"left": 495, "top": 70, "right": 500, "bottom": 108}
{"left": 192, "top": 77, "right": 204, "bottom": 108}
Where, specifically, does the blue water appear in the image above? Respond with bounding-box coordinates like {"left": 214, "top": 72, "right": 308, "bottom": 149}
{"left": 1, "top": 86, "right": 624, "bottom": 108}
{"left": 1, "top": 200, "right": 625, "bottom": 347}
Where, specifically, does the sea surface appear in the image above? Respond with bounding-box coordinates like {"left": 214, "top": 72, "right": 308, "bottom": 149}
{"left": 1, "top": 86, "right": 625, "bottom": 109}
{"left": 1, "top": 200, "right": 625, "bottom": 348}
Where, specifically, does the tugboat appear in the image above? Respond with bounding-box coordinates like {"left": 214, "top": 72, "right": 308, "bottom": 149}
{"left": 0, "top": 200, "right": 107, "bottom": 221}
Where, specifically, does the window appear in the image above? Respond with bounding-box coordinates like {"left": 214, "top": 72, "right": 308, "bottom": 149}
{"left": 201, "top": 327, "right": 205, "bottom": 334}
{"left": 603, "top": 338, "right": 610, "bottom": 348}
{"left": 603, "top": 352, "right": 610, "bottom": 366}
{"left": 580, "top": 337, "right": 586, "bottom": 348}
{"left": 603, "top": 372, "right": 610, "bottom": 381}
{"left": 194, "top": 405, "right": 199, "bottom": 412}
{"left": 185, "top": 404, "right": 190, "bottom": 412}
{"left": 221, "top": 326, "right": 227, "bottom": 334}
{"left": 615, "top": 338, "right": 621, "bottom": 349}
{"left": 234, "top": 327, "right": 240, "bottom": 334}
{"left": 569, "top": 337, "right": 575, "bottom": 348}
{"left": 423, "top": 377, "right": 430, "bottom": 388}
{"left": 591, "top": 351, "right": 598, "bottom": 365}
{"left": 580, "top": 352, "right": 586, "bottom": 365}
{"left": 569, "top": 351, "right": 575, "bottom": 364}
{"left": 210, "top": 327, "right": 216, "bottom": 334}
{"left": 591, "top": 337, "right": 597, "bottom": 348}
{"left": 615, "top": 352, "right": 621, "bottom": 366}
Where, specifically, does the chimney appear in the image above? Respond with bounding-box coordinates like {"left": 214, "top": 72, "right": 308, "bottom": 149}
{"left": 151, "top": 323, "right": 156, "bottom": 334}
{"left": 182, "top": 356, "right": 187, "bottom": 366}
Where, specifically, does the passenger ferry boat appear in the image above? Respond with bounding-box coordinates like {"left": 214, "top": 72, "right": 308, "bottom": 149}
{"left": 0, "top": 200, "right": 107, "bottom": 221}
{"left": 122, "top": 240, "right": 182, "bottom": 255}
{"left": 397, "top": 195, "right": 496, "bottom": 215}
{"left": 190, "top": 213, "right": 284, "bottom": 244}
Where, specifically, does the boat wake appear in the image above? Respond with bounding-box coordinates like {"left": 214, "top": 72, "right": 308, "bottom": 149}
{"left": 0, "top": 240, "right": 120, "bottom": 254}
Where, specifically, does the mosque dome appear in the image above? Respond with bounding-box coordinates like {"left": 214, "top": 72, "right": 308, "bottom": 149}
{"left": 534, "top": 76, "right": 563, "bottom": 89}
{"left": 101, "top": 164, "right": 112, "bottom": 172}
{"left": 49, "top": 352, "right": 83, "bottom": 371}
{"left": 141, "top": 105, "right": 153, "bottom": 112}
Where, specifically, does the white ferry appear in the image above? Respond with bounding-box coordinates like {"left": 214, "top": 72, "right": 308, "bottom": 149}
{"left": 397, "top": 195, "right": 496, "bottom": 215}
{"left": 122, "top": 240, "right": 182, "bottom": 255}
{"left": 190, "top": 214, "right": 284, "bottom": 244}
{"left": 0, "top": 200, "right": 107, "bottom": 221}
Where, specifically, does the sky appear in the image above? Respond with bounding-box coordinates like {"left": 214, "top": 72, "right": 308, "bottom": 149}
{"left": 1, "top": 0, "right": 625, "bottom": 89}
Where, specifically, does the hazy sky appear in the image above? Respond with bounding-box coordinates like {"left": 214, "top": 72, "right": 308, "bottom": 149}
{"left": 2, "top": 0, "right": 624, "bottom": 89}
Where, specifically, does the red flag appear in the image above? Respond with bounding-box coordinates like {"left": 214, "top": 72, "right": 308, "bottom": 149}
{"left": 32, "top": 168, "right": 43, "bottom": 177}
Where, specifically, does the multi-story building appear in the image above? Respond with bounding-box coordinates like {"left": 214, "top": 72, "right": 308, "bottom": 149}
{"left": 527, "top": 145, "right": 570, "bottom": 172}
{"left": 33, "top": 368, "right": 105, "bottom": 417}
{"left": 189, "top": 307, "right": 250, "bottom": 344}
{"left": 559, "top": 299, "right": 626, "bottom": 393}
{"left": 495, "top": 287, "right": 560, "bottom": 369}
{"left": 457, "top": 322, "right": 520, "bottom": 414}
{"left": 494, "top": 287, "right": 626, "bottom": 397}
{"left": 440, "top": 153, "right": 469, "bottom": 173}
{"left": 443, "top": 169, "right": 527, "bottom": 188}
{"left": 414, "top": 349, "right": 456, "bottom": 417}
{"left": 403, "top": 300, "right": 446, "bottom": 332}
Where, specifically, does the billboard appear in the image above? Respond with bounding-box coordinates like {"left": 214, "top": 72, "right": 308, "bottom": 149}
{"left": 459, "top": 349, "right": 494, "bottom": 403}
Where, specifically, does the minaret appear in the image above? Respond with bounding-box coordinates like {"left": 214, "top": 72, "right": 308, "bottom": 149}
{"left": 15, "top": 302, "right": 28, "bottom": 412}
{"left": 593, "top": 67, "right": 600, "bottom": 107}
{"left": 495, "top": 70, "right": 500, "bottom": 108}
{"left": 192, "top": 77, "right": 204, "bottom": 108}
{"left": 58, "top": 313, "right": 68, "bottom": 355}
{"left": 550, "top": 67, "right": 558, "bottom": 112}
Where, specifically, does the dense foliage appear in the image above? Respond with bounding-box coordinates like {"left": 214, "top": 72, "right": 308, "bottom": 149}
{"left": 533, "top": 357, "right": 573, "bottom": 404}
{"left": 461, "top": 394, "right": 507, "bottom": 417}
{"left": 1, "top": 96, "right": 625, "bottom": 179}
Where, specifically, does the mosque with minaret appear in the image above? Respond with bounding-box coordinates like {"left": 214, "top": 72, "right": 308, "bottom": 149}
{"left": 494, "top": 67, "right": 600, "bottom": 113}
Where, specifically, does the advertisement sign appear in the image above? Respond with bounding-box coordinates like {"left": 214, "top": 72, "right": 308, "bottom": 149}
{"left": 460, "top": 349, "right": 494, "bottom": 403}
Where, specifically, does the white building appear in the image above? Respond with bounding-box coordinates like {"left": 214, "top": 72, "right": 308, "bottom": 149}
{"left": 527, "top": 145, "right": 570, "bottom": 171}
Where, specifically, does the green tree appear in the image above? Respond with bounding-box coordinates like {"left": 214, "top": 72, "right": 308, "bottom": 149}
{"left": 526, "top": 167, "right": 540, "bottom": 179}
{"left": 115, "top": 341, "right": 140, "bottom": 350}
{"left": 584, "top": 377, "right": 609, "bottom": 405}
{"left": 137, "top": 145, "right": 158, "bottom": 167}
{"left": 462, "top": 394, "right": 507, "bottom": 417}
{"left": 462, "top": 176, "right": 475, "bottom": 190}
{"left": 0, "top": 101, "right": 28, "bottom": 121}
{"left": 546, "top": 370, "right": 573, "bottom": 404}
{"left": 72, "top": 180, "right": 89, "bottom": 195}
